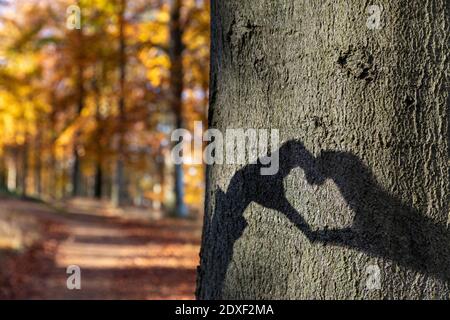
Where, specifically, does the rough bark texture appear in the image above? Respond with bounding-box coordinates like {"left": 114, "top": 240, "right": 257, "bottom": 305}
{"left": 197, "top": 0, "right": 449, "bottom": 299}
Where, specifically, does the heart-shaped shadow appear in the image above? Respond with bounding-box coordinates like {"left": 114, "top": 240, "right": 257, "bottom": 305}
{"left": 197, "top": 140, "right": 450, "bottom": 299}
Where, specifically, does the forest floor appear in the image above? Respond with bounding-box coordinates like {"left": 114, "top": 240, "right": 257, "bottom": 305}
{"left": 0, "top": 196, "right": 202, "bottom": 299}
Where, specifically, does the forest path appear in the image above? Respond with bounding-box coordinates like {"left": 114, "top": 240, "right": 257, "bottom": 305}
{"left": 0, "top": 197, "right": 201, "bottom": 299}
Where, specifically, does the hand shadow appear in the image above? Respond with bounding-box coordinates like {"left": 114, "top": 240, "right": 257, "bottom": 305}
{"left": 310, "top": 150, "right": 450, "bottom": 283}
{"left": 200, "top": 140, "right": 323, "bottom": 297}
{"left": 199, "top": 140, "right": 449, "bottom": 299}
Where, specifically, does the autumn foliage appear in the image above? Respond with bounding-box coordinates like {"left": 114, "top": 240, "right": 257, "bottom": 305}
{"left": 0, "top": 0, "right": 209, "bottom": 300}
{"left": 0, "top": 0, "right": 209, "bottom": 209}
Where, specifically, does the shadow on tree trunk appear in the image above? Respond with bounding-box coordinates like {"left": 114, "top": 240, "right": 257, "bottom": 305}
{"left": 198, "top": 140, "right": 450, "bottom": 298}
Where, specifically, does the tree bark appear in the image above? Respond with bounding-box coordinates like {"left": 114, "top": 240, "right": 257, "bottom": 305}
{"left": 197, "top": 0, "right": 449, "bottom": 299}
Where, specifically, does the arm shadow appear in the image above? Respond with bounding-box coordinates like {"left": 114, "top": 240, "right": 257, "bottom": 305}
{"left": 205, "top": 140, "right": 449, "bottom": 297}
{"left": 312, "top": 150, "right": 450, "bottom": 283}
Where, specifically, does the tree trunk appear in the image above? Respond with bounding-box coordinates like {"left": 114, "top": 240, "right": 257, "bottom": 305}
{"left": 0, "top": 157, "right": 6, "bottom": 191}
{"left": 6, "top": 148, "right": 17, "bottom": 192}
{"left": 93, "top": 67, "right": 103, "bottom": 200}
{"left": 49, "top": 149, "right": 57, "bottom": 198}
{"left": 34, "top": 132, "right": 42, "bottom": 197}
{"left": 197, "top": 0, "right": 449, "bottom": 299}
{"left": 112, "top": 0, "right": 127, "bottom": 207}
{"left": 48, "top": 96, "right": 58, "bottom": 199}
{"left": 20, "top": 139, "right": 28, "bottom": 197}
{"left": 72, "top": 26, "right": 85, "bottom": 197}
{"left": 169, "top": 0, "right": 188, "bottom": 217}
{"left": 94, "top": 163, "right": 103, "bottom": 199}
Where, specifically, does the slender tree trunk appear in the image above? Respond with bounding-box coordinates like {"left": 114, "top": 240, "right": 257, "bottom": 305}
{"left": 72, "top": 144, "right": 81, "bottom": 196}
{"left": 20, "top": 138, "right": 28, "bottom": 197}
{"left": 157, "top": 152, "right": 166, "bottom": 211}
{"left": 49, "top": 149, "right": 56, "bottom": 198}
{"left": 92, "top": 67, "right": 103, "bottom": 199}
{"left": 197, "top": 0, "right": 449, "bottom": 299}
{"left": 6, "top": 148, "right": 17, "bottom": 192}
{"left": 34, "top": 132, "right": 42, "bottom": 197}
{"left": 94, "top": 163, "right": 103, "bottom": 199}
{"left": 112, "top": 0, "right": 127, "bottom": 207}
{"left": 0, "top": 156, "right": 6, "bottom": 191}
{"left": 62, "top": 150, "right": 70, "bottom": 198}
{"left": 49, "top": 100, "right": 58, "bottom": 199}
{"left": 72, "top": 26, "right": 85, "bottom": 197}
{"left": 169, "top": 0, "right": 188, "bottom": 217}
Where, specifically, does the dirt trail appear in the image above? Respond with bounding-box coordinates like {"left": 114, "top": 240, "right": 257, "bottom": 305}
{"left": 0, "top": 198, "right": 202, "bottom": 299}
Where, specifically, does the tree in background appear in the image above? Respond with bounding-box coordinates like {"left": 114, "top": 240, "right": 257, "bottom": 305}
{"left": 71, "top": 0, "right": 85, "bottom": 197}
{"left": 0, "top": 0, "right": 210, "bottom": 215}
{"left": 168, "top": 0, "right": 187, "bottom": 217}
{"left": 111, "top": 0, "right": 127, "bottom": 207}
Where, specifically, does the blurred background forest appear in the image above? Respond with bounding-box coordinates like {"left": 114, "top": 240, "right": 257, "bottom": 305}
{"left": 0, "top": 0, "right": 209, "bottom": 299}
